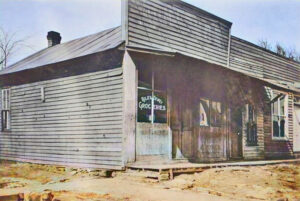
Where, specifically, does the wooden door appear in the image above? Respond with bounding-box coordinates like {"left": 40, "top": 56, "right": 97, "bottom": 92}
{"left": 230, "top": 107, "right": 243, "bottom": 158}
{"left": 171, "top": 101, "right": 183, "bottom": 158}
{"left": 171, "top": 99, "right": 193, "bottom": 159}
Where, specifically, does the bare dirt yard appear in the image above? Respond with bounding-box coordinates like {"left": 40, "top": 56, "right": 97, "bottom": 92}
{"left": 0, "top": 161, "right": 299, "bottom": 201}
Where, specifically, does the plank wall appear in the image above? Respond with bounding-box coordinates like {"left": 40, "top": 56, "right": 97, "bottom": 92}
{"left": 127, "top": 0, "right": 232, "bottom": 67}
{"left": 0, "top": 68, "right": 124, "bottom": 169}
{"left": 230, "top": 37, "right": 300, "bottom": 83}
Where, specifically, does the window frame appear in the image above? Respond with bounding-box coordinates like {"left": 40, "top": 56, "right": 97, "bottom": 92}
{"left": 246, "top": 104, "right": 258, "bottom": 146}
{"left": 137, "top": 72, "right": 168, "bottom": 124}
{"left": 199, "top": 98, "right": 223, "bottom": 128}
{"left": 271, "top": 93, "right": 289, "bottom": 141}
{"left": 1, "top": 88, "right": 11, "bottom": 132}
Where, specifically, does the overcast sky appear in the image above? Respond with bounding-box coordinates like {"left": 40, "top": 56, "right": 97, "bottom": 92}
{"left": 0, "top": 0, "right": 299, "bottom": 65}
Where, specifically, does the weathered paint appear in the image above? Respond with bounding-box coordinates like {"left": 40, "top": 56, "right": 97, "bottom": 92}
{"left": 126, "top": 0, "right": 232, "bottom": 67}
{"left": 122, "top": 51, "right": 137, "bottom": 164}
{"left": 136, "top": 123, "right": 170, "bottom": 157}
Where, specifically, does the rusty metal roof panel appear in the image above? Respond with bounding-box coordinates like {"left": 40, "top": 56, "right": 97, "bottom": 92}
{"left": 0, "top": 26, "right": 123, "bottom": 75}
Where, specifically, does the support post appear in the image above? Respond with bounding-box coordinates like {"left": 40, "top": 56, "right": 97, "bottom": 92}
{"left": 122, "top": 51, "right": 137, "bottom": 165}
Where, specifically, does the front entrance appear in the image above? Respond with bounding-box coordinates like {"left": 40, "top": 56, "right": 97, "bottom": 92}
{"left": 230, "top": 107, "right": 243, "bottom": 159}
{"left": 171, "top": 96, "right": 229, "bottom": 162}
{"left": 130, "top": 52, "right": 264, "bottom": 163}
{"left": 135, "top": 70, "right": 170, "bottom": 160}
{"left": 171, "top": 99, "right": 193, "bottom": 159}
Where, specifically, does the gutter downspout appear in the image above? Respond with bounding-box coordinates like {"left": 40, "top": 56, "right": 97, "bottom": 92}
{"left": 227, "top": 27, "right": 232, "bottom": 68}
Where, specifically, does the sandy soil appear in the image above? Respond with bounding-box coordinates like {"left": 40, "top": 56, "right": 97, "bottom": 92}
{"left": 0, "top": 161, "right": 299, "bottom": 201}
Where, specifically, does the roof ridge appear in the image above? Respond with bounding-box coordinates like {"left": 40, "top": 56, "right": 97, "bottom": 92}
{"left": 0, "top": 26, "right": 122, "bottom": 75}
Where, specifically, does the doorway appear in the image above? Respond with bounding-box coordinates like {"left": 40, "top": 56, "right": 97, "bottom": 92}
{"left": 230, "top": 107, "right": 243, "bottom": 159}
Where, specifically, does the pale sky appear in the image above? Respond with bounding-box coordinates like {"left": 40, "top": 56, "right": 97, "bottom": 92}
{"left": 0, "top": 0, "right": 299, "bottom": 65}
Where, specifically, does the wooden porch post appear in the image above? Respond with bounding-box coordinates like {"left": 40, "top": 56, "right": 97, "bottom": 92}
{"left": 122, "top": 51, "right": 137, "bottom": 165}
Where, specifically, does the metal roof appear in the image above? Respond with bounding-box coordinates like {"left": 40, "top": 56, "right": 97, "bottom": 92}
{"left": 0, "top": 26, "right": 123, "bottom": 75}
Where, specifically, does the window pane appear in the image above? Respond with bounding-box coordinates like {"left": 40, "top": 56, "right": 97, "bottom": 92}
{"left": 280, "top": 97, "right": 285, "bottom": 116}
{"left": 199, "top": 99, "right": 209, "bottom": 126}
{"left": 153, "top": 92, "right": 167, "bottom": 123}
{"left": 1, "top": 111, "right": 8, "bottom": 131}
{"left": 247, "top": 105, "right": 257, "bottom": 146}
{"left": 248, "top": 105, "right": 254, "bottom": 122}
{"left": 280, "top": 118, "right": 285, "bottom": 137}
{"left": 137, "top": 89, "right": 152, "bottom": 123}
{"left": 273, "top": 100, "right": 278, "bottom": 115}
{"left": 273, "top": 120, "right": 279, "bottom": 137}
{"left": 211, "top": 101, "right": 222, "bottom": 127}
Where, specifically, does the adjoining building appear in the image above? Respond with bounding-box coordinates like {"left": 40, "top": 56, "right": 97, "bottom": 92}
{"left": 0, "top": 0, "right": 300, "bottom": 170}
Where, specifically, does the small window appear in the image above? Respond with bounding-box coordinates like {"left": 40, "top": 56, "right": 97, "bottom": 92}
{"left": 272, "top": 94, "right": 288, "bottom": 139}
{"left": 40, "top": 86, "right": 45, "bottom": 102}
{"left": 199, "top": 99, "right": 222, "bottom": 127}
{"left": 210, "top": 101, "right": 222, "bottom": 127}
{"left": 1, "top": 89, "right": 11, "bottom": 131}
{"left": 246, "top": 105, "right": 257, "bottom": 146}
{"left": 199, "top": 99, "right": 210, "bottom": 126}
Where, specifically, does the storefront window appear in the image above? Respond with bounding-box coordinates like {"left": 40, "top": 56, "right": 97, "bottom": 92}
{"left": 137, "top": 89, "right": 152, "bottom": 123}
{"left": 137, "top": 73, "right": 167, "bottom": 124}
{"left": 153, "top": 91, "right": 167, "bottom": 123}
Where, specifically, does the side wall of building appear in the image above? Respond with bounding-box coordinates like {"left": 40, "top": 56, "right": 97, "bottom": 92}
{"left": 0, "top": 68, "right": 124, "bottom": 169}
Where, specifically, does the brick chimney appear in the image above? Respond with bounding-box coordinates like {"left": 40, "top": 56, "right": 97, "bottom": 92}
{"left": 47, "top": 31, "right": 61, "bottom": 47}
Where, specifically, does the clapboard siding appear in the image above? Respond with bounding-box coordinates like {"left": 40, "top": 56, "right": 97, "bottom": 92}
{"left": 0, "top": 68, "right": 124, "bottom": 169}
{"left": 0, "top": 88, "right": 2, "bottom": 132}
{"left": 230, "top": 37, "right": 300, "bottom": 83}
{"left": 127, "top": 0, "right": 231, "bottom": 66}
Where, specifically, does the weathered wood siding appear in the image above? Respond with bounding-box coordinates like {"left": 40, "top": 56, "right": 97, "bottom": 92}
{"left": 127, "top": 0, "right": 232, "bottom": 66}
{"left": 294, "top": 104, "right": 300, "bottom": 152}
{"left": 264, "top": 92, "right": 294, "bottom": 158}
{"left": 0, "top": 68, "right": 124, "bottom": 169}
{"left": 230, "top": 37, "right": 300, "bottom": 83}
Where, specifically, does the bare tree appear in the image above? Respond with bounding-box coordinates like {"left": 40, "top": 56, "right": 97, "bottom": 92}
{"left": 275, "top": 43, "right": 286, "bottom": 57}
{"left": 285, "top": 47, "right": 300, "bottom": 62}
{"left": 258, "top": 39, "right": 272, "bottom": 51}
{"left": 0, "top": 27, "right": 30, "bottom": 70}
{"left": 258, "top": 39, "right": 300, "bottom": 62}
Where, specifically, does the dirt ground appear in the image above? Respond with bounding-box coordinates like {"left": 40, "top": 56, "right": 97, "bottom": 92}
{"left": 0, "top": 161, "right": 299, "bottom": 201}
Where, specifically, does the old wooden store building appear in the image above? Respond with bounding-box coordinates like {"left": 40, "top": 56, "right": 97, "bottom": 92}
{"left": 0, "top": 0, "right": 300, "bottom": 170}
